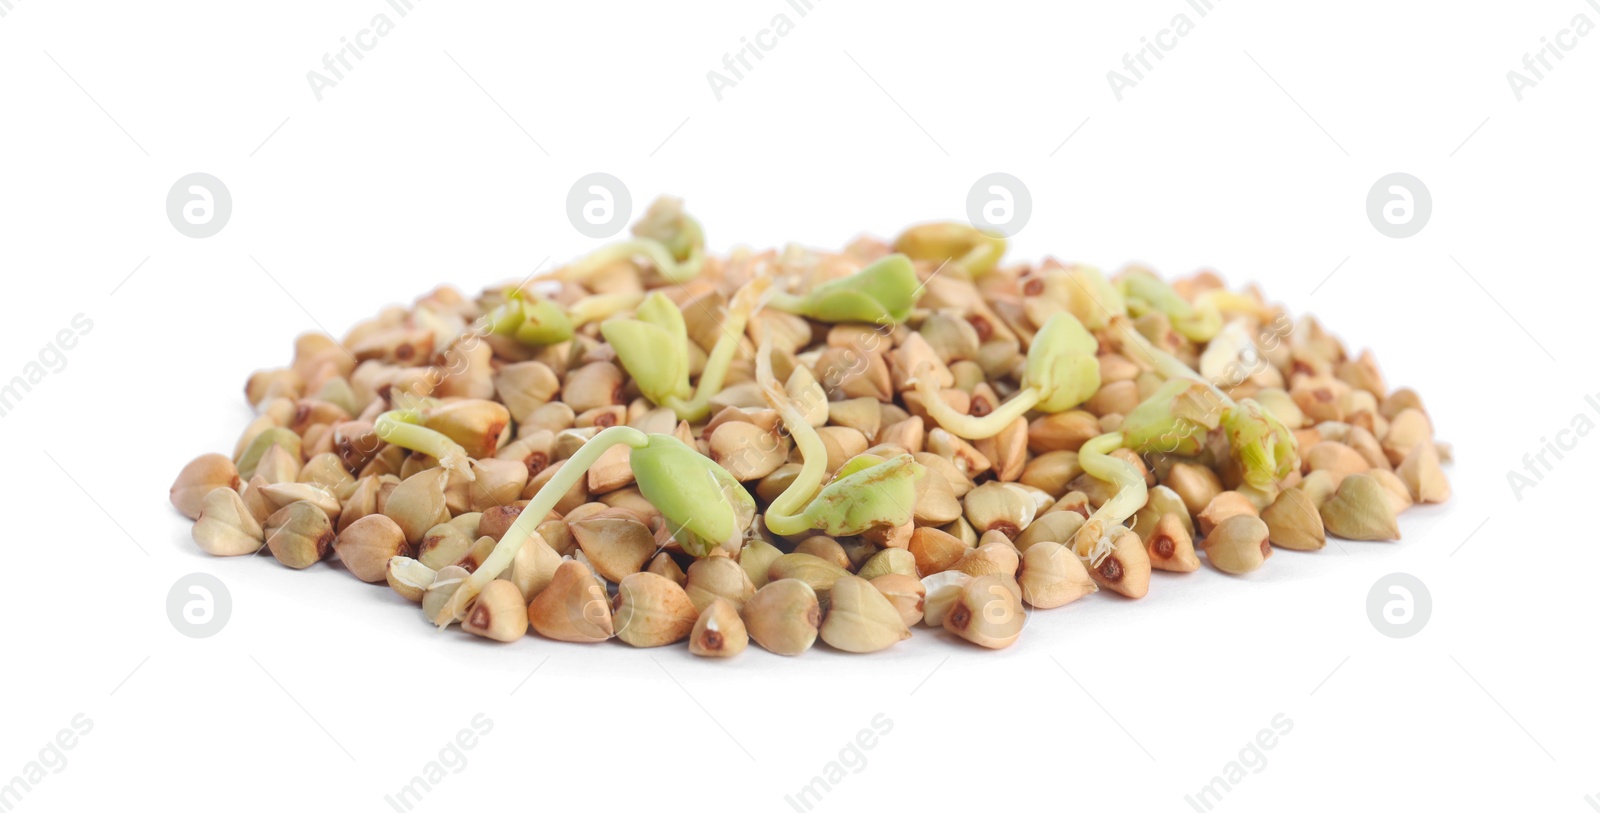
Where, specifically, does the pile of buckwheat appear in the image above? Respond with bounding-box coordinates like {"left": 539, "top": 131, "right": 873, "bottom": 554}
{"left": 170, "top": 198, "right": 1451, "bottom": 656}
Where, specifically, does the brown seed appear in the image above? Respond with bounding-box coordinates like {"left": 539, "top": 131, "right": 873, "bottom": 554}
{"left": 767, "top": 553, "right": 850, "bottom": 599}
{"left": 828, "top": 397, "right": 883, "bottom": 439}
{"left": 334, "top": 514, "right": 409, "bottom": 582}
{"left": 383, "top": 468, "right": 451, "bottom": 545}
{"left": 944, "top": 573, "right": 1025, "bottom": 649}
{"left": 912, "top": 468, "right": 964, "bottom": 525}
{"left": 684, "top": 555, "right": 757, "bottom": 613}
{"left": 1019, "top": 451, "right": 1083, "bottom": 498}
{"left": 1260, "top": 488, "right": 1326, "bottom": 551}
{"left": 794, "top": 536, "right": 852, "bottom": 570}
{"left": 1297, "top": 470, "right": 1339, "bottom": 508}
{"left": 493, "top": 361, "right": 561, "bottom": 424}
{"left": 963, "top": 481, "right": 1035, "bottom": 539}
{"left": 869, "top": 574, "right": 926, "bottom": 626}
{"left": 1397, "top": 441, "right": 1450, "bottom": 504}
{"left": 909, "top": 526, "right": 969, "bottom": 575}
{"left": 191, "top": 487, "right": 264, "bottom": 556}
{"left": 1027, "top": 410, "right": 1100, "bottom": 454}
{"left": 709, "top": 420, "right": 789, "bottom": 481}
{"left": 857, "top": 548, "right": 918, "bottom": 581}
{"left": 739, "top": 536, "right": 785, "bottom": 590}
{"left": 507, "top": 532, "right": 563, "bottom": 601}
{"left": 1203, "top": 515, "right": 1272, "bottom": 574}
{"left": 1086, "top": 529, "right": 1151, "bottom": 598}
{"left": 1320, "top": 473, "right": 1401, "bottom": 541}
{"left": 1381, "top": 408, "right": 1432, "bottom": 466}
{"left": 570, "top": 517, "right": 657, "bottom": 583}
{"left": 1013, "top": 510, "right": 1086, "bottom": 554}
{"left": 386, "top": 556, "right": 435, "bottom": 602}
{"left": 1367, "top": 469, "right": 1414, "bottom": 514}
{"left": 820, "top": 575, "right": 912, "bottom": 653}
{"left": 526, "top": 560, "right": 614, "bottom": 643}
{"left": 454, "top": 536, "right": 497, "bottom": 573}
{"left": 973, "top": 416, "right": 1029, "bottom": 483}
{"left": 955, "top": 542, "right": 1021, "bottom": 578}
{"left": 253, "top": 444, "right": 302, "bottom": 486}
{"left": 613, "top": 572, "right": 698, "bottom": 648}
{"left": 742, "top": 579, "right": 821, "bottom": 656}
{"left": 462, "top": 579, "right": 530, "bottom": 642}
{"left": 1131, "top": 485, "right": 1194, "bottom": 541}
{"left": 1166, "top": 463, "right": 1223, "bottom": 517}
{"left": 1145, "top": 514, "right": 1199, "bottom": 572}
{"left": 467, "top": 458, "right": 531, "bottom": 512}
{"left": 561, "top": 361, "right": 624, "bottom": 414}
{"left": 927, "top": 429, "right": 992, "bottom": 479}
{"left": 647, "top": 551, "right": 687, "bottom": 585}
{"left": 1304, "top": 441, "right": 1370, "bottom": 484}
{"left": 417, "top": 523, "right": 474, "bottom": 571}
{"left": 265, "top": 500, "right": 336, "bottom": 569}
{"left": 170, "top": 454, "right": 242, "bottom": 519}
{"left": 476, "top": 503, "right": 526, "bottom": 543}
{"left": 1197, "top": 491, "right": 1259, "bottom": 537}
{"left": 876, "top": 416, "right": 926, "bottom": 454}
{"left": 1017, "top": 542, "right": 1097, "bottom": 608}
{"left": 259, "top": 482, "right": 342, "bottom": 523}
{"left": 915, "top": 451, "right": 974, "bottom": 498}
{"left": 689, "top": 598, "right": 749, "bottom": 658}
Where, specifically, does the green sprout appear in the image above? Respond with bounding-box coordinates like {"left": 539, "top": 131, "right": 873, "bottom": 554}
{"left": 485, "top": 291, "right": 574, "bottom": 346}
{"left": 1220, "top": 397, "right": 1298, "bottom": 490}
{"left": 1071, "top": 432, "right": 1149, "bottom": 567}
{"left": 631, "top": 433, "right": 757, "bottom": 557}
{"left": 892, "top": 222, "right": 1008, "bottom": 276}
{"left": 556, "top": 197, "right": 706, "bottom": 284}
{"left": 913, "top": 312, "right": 1100, "bottom": 439}
{"left": 374, "top": 407, "right": 475, "bottom": 481}
{"left": 432, "top": 426, "right": 754, "bottom": 627}
{"left": 1114, "top": 316, "right": 1299, "bottom": 488}
{"left": 1119, "top": 378, "right": 1221, "bottom": 457}
{"left": 602, "top": 277, "right": 770, "bottom": 423}
{"left": 765, "top": 253, "right": 922, "bottom": 325}
{"left": 755, "top": 327, "right": 924, "bottom": 537}
{"left": 1118, "top": 268, "right": 1274, "bottom": 343}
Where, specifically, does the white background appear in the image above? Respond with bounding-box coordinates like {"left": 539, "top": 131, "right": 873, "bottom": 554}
{"left": 1, "top": 1, "right": 1596, "bottom": 811}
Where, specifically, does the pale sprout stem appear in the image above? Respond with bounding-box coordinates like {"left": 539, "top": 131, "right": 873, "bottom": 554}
{"left": 1075, "top": 432, "right": 1147, "bottom": 565}
{"left": 911, "top": 375, "right": 1041, "bottom": 439}
{"left": 433, "top": 425, "right": 650, "bottom": 627}
{"left": 664, "top": 277, "right": 771, "bottom": 422}
{"left": 374, "top": 410, "right": 475, "bottom": 482}
{"left": 755, "top": 327, "right": 828, "bottom": 537}
{"left": 557, "top": 239, "right": 699, "bottom": 284}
